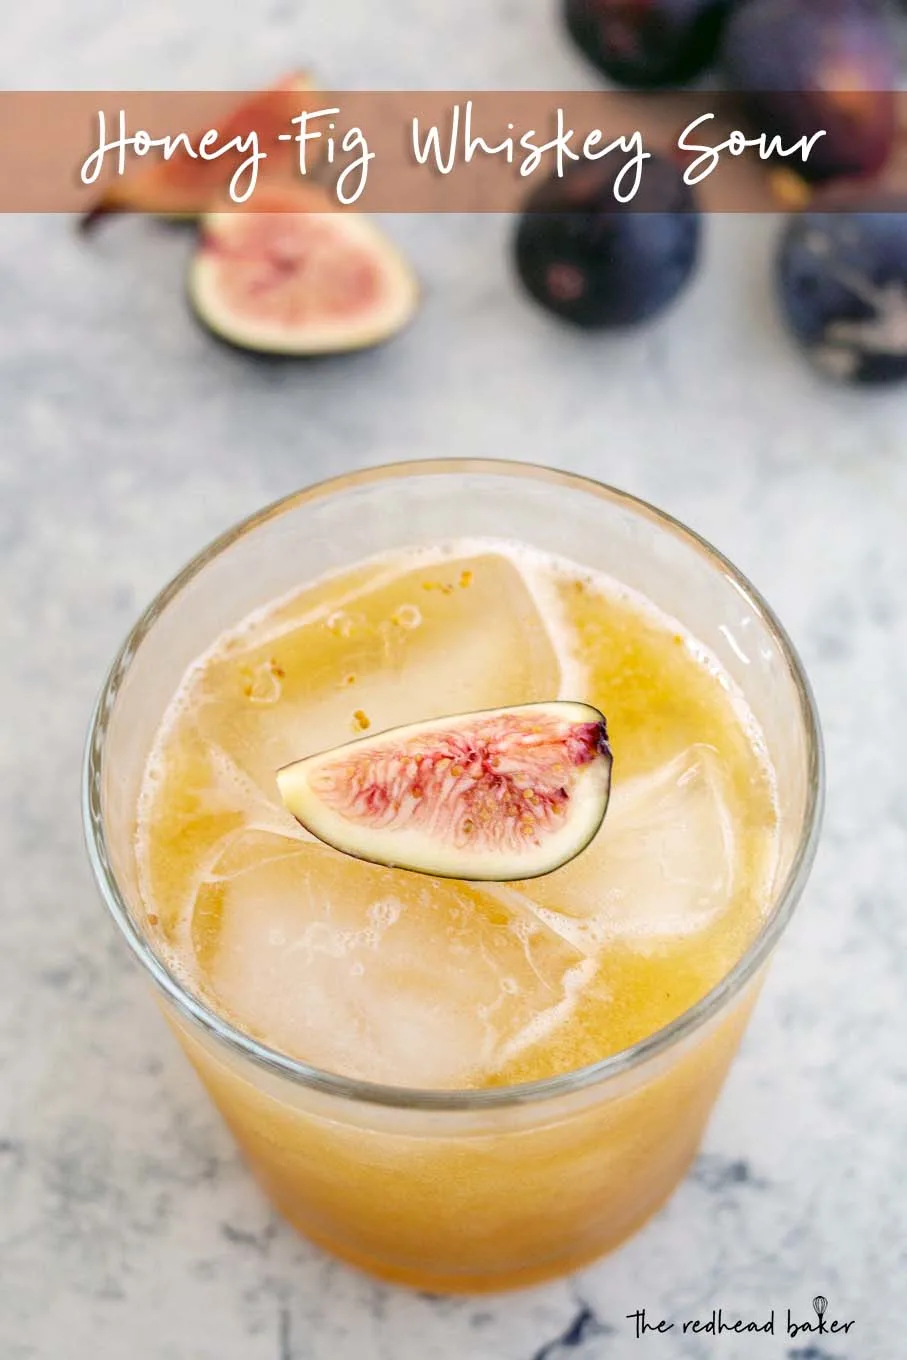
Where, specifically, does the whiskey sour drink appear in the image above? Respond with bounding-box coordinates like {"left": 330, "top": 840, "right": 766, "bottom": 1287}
{"left": 85, "top": 462, "right": 822, "bottom": 1291}
{"left": 139, "top": 546, "right": 774, "bottom": 1088}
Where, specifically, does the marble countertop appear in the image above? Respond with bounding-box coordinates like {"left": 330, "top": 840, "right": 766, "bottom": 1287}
{"left": 2, "top": 4, "right": 906, "bottom": 1357}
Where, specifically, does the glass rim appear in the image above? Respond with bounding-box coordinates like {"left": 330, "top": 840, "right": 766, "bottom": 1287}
{"left": 82, "top": 458, "right": 825, "bottom": 1113}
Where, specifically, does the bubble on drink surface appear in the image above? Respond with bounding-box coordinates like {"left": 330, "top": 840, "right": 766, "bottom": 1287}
{"left": 239, "top": 658, "right": 284, "bottom": 705}
{"left": 391, "top": 604, "right": 422, "bottom": 630}
{"left": 326, "top": 610, "right": 357, "bottom": 639}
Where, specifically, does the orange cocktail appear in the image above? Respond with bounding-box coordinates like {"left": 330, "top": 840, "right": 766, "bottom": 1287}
{"left": 85, "top": 462, "right": 821, "bottom": 1291}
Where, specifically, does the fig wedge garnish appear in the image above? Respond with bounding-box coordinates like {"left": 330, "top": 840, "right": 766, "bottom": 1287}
{"left": 277, "top": 701, "right": 612, "bottom": 880}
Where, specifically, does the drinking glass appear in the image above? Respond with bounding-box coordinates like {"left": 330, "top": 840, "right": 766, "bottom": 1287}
{"left": 84, "top": 460, "right": 823, "bottom": 1292}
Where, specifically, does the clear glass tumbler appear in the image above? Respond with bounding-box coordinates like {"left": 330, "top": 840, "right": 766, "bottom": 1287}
{"left": 83, "top": 460, "right": 823, "bottom": 1293}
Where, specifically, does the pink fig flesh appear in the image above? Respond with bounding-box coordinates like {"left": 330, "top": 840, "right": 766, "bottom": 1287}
{"left": 276, "top": 701, "right": 612, "bottom": 880}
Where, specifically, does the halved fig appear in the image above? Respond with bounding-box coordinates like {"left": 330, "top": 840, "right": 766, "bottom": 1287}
{"left": 276, "top": 701, "right": 612, "bottom": 881}
{"left": 82, "top": 73, "right": 324, "bottom": 226}
{"left": 188, "top": 184, "right": 420, "bottom": 354}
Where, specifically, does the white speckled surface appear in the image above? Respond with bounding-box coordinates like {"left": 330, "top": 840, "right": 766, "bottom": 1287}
{"left": 2, "top": 4, "right": 907, "bottom": 1358}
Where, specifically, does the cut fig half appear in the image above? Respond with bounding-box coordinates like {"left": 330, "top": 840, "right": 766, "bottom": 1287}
{"left": 189, "top": 183, "right": 420, "bottom": 354}
{"left": 277, "top": 701, "right": 612, "bottom": 881}
{"left": 82, "top": 73, "right": 324, "bottom": 227}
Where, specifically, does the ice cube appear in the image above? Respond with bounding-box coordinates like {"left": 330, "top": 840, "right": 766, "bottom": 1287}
{"left": 190, "top": 552, "right": 566, "bottom": 794}
{"left": 194, "top": 841, "right": 591, "bottom": 1088}
{"left": 518, "top": 746, "right": 738, "bottom": 945}
{"left": 136, "top": 734, "right": 309, "bottom": 944}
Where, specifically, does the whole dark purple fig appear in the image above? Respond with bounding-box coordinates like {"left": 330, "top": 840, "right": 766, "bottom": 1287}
{"left": 564, "top": 0, "right": 738, "bottom": 88}
{"left": 514, "top": 153, "right": 701, "bottom": 329}
{"left": 721, "top": 0, "right": 897, "bottom": 184}
{"left": 777, "top": 197, "right": 907, "bottom": 384}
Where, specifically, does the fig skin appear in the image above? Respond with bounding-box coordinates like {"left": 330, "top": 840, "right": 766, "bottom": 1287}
{"left": 81, "top": 73, "right": 325, "bottom": 228}
{"left": 514, "top": 153, "right": 701, "bottom": 329}
{"left": 277, "top": 702, "right": 613, "bottom": 882}
{"left": 776, "top": 196, "right": 907, "bottom": 385}
{"left": 564, "top": 0, "right": 738, "bottom": 89}
{"left": 720, "top": 0, "right": 897, "bottom": 186}
{"left": 188, "top": 184, "right": 420, "bottom": 356}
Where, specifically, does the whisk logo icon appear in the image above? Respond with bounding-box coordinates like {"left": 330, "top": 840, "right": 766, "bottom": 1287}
{"left": 787, "top": 1293, "right": 855, "bottom": 1339}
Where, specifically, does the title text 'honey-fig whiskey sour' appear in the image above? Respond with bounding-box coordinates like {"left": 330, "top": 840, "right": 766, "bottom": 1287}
{"left": 86, "top": 463, "right": 821, "bottom": 1292}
